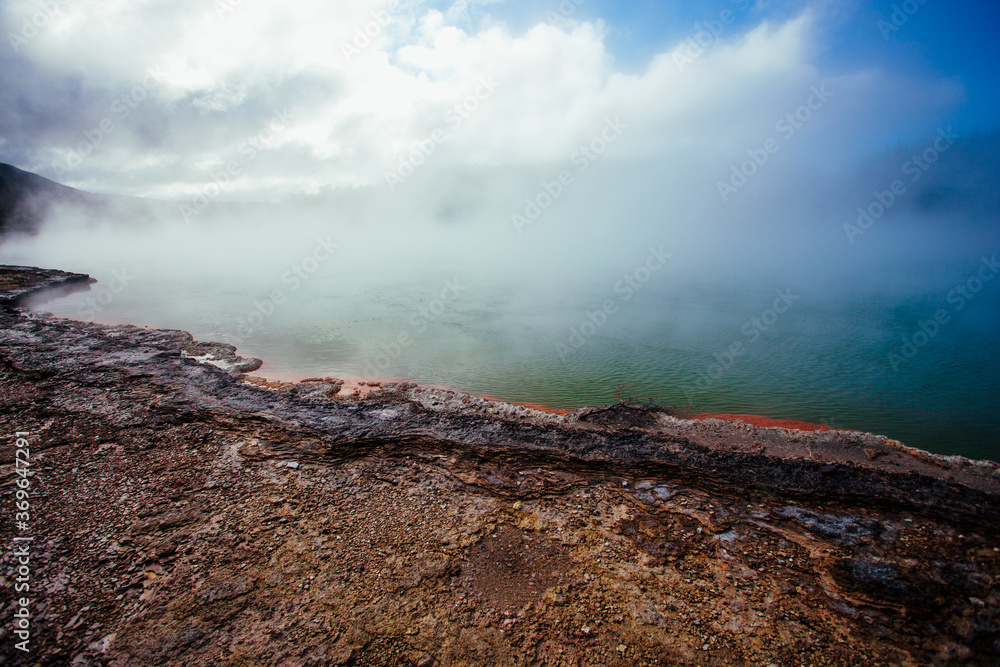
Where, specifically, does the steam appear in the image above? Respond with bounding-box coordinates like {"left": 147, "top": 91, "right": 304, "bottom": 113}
{"left": 0, "top": 0, "right": 997, "bottom": 366}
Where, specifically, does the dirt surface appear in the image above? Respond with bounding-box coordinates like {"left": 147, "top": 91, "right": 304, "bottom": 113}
{"left": 1, "top": 266, "right": 1000, "bottom": 666}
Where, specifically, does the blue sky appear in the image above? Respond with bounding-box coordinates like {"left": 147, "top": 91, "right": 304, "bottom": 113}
{"left": 446, "top": 0, "right": 1000, "bottom": 135}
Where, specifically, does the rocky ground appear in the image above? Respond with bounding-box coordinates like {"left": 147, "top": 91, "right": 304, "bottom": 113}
{"left": 1, "top": 266, "right": 999, "bottom": 666}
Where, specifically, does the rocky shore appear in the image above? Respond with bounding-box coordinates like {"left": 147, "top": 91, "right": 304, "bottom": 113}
{"left": 1, "top": 265, "right": 999, "bottom": 666}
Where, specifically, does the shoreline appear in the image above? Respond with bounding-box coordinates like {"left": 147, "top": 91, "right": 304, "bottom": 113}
{"left": 11, "top": 265, "right": 993, "bottom": 466}
{"left": 7, "top": 264, "right": 998, "bottom": 481}
{"left": 248, "top": 369, "right": 846, "bottom": 431}
{"left": 8, "top": 264, "right": 852, "bottom": 434}
{"left": 37, "top": 314, "right": 852, "bottom": 433}
{"left": 10, "top": 267, "right": 976, "bottom": 450}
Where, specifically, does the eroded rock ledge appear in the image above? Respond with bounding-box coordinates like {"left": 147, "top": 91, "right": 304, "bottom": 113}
{"left": 1, "top": 266, "right": 998, "bottom": 666}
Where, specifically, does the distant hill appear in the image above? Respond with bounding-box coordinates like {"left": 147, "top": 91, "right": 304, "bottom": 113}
{"left": 0, "top": 163, "right": 283, "bottom": 239}
{"left": 0, "top": 163, "right": 110, "bottom": 237}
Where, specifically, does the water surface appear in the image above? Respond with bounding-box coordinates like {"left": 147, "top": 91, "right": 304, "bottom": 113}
{"left": 26, "top": 264, "right": 1000, "bottom": 461}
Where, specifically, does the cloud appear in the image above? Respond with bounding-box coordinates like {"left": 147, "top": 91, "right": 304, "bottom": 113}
{"left": 0, "top": 0, "right": 967, "bottom": 205}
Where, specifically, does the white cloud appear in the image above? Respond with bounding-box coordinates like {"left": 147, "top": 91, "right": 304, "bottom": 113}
{"left": 1, "top": 1, "right": 963, "bottom": 200}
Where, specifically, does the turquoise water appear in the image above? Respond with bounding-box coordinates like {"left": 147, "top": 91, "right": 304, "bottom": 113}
{"left": 32, "top": 267, "right": 1000, "bottom": 462}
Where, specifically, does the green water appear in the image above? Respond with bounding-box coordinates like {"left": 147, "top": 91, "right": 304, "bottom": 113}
{"left": 35, "top": 270, "right": 1000, "bottom": 462}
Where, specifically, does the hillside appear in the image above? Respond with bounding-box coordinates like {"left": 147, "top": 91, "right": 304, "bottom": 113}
{"left": 0, "top": 163, "right": 107, "bottom": 237}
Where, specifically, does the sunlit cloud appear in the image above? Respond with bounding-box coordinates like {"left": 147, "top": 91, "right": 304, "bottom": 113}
{"left": 1, "top": 0, "right": 967, "bottom": 201}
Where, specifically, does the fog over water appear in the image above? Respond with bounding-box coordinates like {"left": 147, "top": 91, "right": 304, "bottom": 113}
{"left": 1, "top": 1, "right": 998, "bottom": 457}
